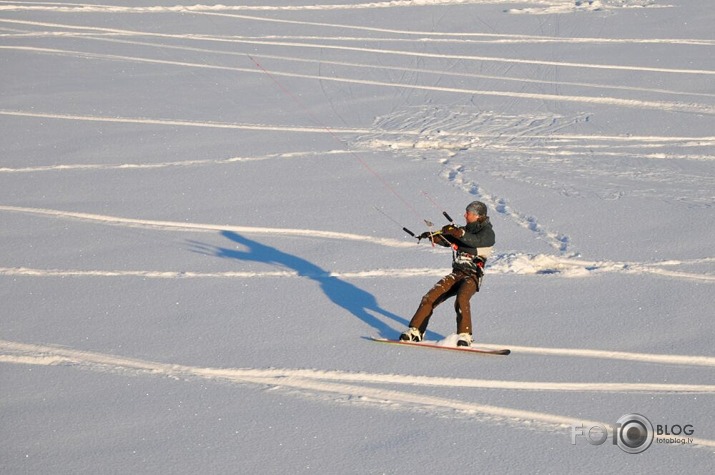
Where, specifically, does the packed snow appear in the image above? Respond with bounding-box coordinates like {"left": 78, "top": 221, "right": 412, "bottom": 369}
{"left": 1, "top": 0, "right": 714, "bottom": 472}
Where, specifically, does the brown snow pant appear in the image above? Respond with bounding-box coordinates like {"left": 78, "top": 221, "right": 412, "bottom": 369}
{"left": 408, "top": 270, "right": 479, "bottom": 336}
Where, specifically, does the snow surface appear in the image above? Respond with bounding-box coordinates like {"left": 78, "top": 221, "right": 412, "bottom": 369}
{"left": 1, "top": 0, "right": 714, "bottom": 472}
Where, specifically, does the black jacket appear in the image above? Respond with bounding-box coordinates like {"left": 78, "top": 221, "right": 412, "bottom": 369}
{"left": 437, "top": 218, "right": 495, "bottom": 255}
{"left": 459, "top": 218, "right": 496, "bottom": 252}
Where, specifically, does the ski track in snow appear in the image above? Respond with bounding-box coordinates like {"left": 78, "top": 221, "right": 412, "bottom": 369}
{"left": 2, "top": 12, "right": 715, "bottom": 115}
{"left": 0, "top": 204, "right": 414, "bottom": 248}
{"left": 0, "top": 108, "right": 375, "bottom": 134}
{"left": 5, "top": 40, "right": 713, "bottom": 101}
{"left": 1, "top": 205, "right": 713, "bottom": 282}
{"left": 2, "top": 44, "right": 712, "bottom": 114}
{"left": 1, "top": 339, "right": 714, "bottom": 450}
{"left": 1, "top": 258, "right": 714, "bottom": 282}
{"left": 0, "top": 147, "right": 358, "bottom": 173}
{"left": 3, "top": 109, "right": 713, "bottom": 153}
{"left": 2, "top": 110, "right": 712, "bottom": 173}
{"left": 0, "top": 1, "right": 676, "bottom": 15}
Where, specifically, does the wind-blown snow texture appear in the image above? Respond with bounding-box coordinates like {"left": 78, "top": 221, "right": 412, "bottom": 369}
{"left": 1, "top": 0, "right": 714, "bottom": 473}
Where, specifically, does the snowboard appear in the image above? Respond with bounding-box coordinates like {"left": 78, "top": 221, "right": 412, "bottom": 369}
{"left": 371, "top": 337, "right": 510, "bottom": 355}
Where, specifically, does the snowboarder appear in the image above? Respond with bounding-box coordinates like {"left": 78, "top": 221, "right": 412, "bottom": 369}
{"left": 400, "top": 200, "right": 495, "bottom": 347}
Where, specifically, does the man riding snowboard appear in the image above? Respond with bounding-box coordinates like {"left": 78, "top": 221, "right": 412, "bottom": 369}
{"left": 400, "top": 200, "right": 495, "bottom": 347}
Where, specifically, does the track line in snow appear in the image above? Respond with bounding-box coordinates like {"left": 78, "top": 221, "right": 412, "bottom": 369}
{"left": 4, "top": 45, "right": 712, "bottom": 114}
{"left": 122, "top": 32, "right": 715, "bottom": 47}
{"left": 190, "top": 35, "right": 715, "bottom": 80}
{"left": 0, "top": 149, "right": 353, "bottom": 173}
{"left": 506, "top": 0, "right": 668, "bottom": 15}
{"left": 1, "top": 339, "right": 714, "bottom": 388}
{"left": 3, "top": 19, "right": 713, "bottom": 78}
{"left": 4, "top": 109, "right": 713, "bottom": 149}
{"left": 18, "top": 34, "right": 712, "bottom": 100}
{"left": 488, "top": 254, "right": 715, "bottom": 282}
{"left": 4, "top": 14, "right": 714, "bottom": 47}
{"left": 1, "top": 145, "right": 713, "bottom": 176}
{"left": 0, "top": 266, "right": 446, "bottom": 279}
{"left": 0, "top": 205, "right": 414, "bottom": 248}
{"left": 0, "top": 1, "right": 666, "bottom": 14}
{"left": 3, "top": 36, "right": 714, "bottom": 115}
{"left": 0, "top": 1, "right": 515, "bottom": 13}
{"left": 486, "top": 146, "right": 715, "bottom": 162}
{"left": 105, "top": 34, "right": 715, "bottom": 77}
{"left": 3, "top": 108, "right": 715, "bottom": 177}
{"left": 2, "top": 256, "right": 713, "bottom": 283}
{"left": 179, "top": 11, "right": 715, "bottom": 47}
{"left": 0, "top": 108, "right": 374, "bottom": 135}
{"left": 2, "top": 5, "right": 709, "bottom": 47}
{"left": 477, "top": 344, "right": 715, "bottom": 368}
{"left": 1, "top": 339, "right": 714, "bottom": 450}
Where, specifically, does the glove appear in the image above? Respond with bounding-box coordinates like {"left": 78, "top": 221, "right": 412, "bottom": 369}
{"left": 417, "top": 231, "right": 433, "bottom": 241}
{"left": 441, "top": 224, "right": 463, "bottom": 238}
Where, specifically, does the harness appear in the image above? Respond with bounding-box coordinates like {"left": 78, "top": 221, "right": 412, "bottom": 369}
{"left": 451, "top": 246, "right": 486, "bottom": 290}
{"left": 452, "top": 249, "right": 485, "bottom": 272}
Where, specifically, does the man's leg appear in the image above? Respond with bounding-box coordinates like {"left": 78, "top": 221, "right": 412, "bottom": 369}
{"left": 408, "top": 273, "right": 460, "bottom": 334}
{"left": 454, "top": 274, "right": 479, "bottom": 335}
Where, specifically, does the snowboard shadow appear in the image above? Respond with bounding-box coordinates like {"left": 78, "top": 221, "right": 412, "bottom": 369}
{"left": 193, "top": 231, "right": 409, "bottom": 338}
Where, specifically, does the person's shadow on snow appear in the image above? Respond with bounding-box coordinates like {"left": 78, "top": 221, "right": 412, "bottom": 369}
{"left": 193, "top": 230, "right": 409, "bottom": 337}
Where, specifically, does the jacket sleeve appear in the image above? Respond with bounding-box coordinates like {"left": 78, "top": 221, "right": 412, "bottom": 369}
{"left": 433, "top": 234, "right": 455, "bottom": 248}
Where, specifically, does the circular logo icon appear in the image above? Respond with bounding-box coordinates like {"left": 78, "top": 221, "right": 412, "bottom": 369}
{"left": 616, "top": 414, "right": 654, "bottom": 454}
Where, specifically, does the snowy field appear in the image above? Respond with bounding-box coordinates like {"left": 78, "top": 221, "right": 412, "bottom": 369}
{"left": 1, "top": 0, "right": 714, "bottom": 472}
